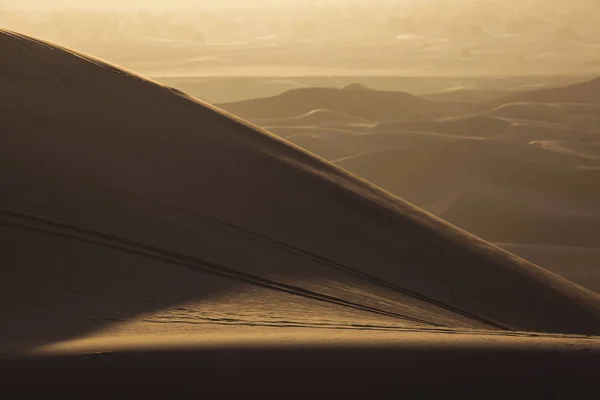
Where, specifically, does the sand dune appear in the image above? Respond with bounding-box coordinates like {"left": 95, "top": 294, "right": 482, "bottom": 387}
{"left": 496, "top": 76, "right": 600, "bottom": 104}
{"left": 218, "top": 87, "right": 484, "bottom": 122}
{"left": 373, "top": 115, "right": 512, "bottom": 138}
{"left": 277, "top": 130, "right": 361, "bottom": 161}
{"left": 3, "top": 29, "right": 600, "bottom": 355}
{"left": 249, "top": 109, "right": 373, "bottom": 128}
{"left": 261, "top": 125, "right": 361, "bottom": 140}
{"left": 488, "top": 102, "right": 570, "bottom": 123}
{"left": 341, "top": 83, "right": 372, "bottom": 91}
{"left": 269, "top": 129, "right": 460, "bottom": 163}
{"left": 337, "top": 139, "right": 600, "bottom": 247}
{"left": 439, "top": 187, "right": 600, "bottom": 247}
{"left": 425, "top": 89, "right": 515, "bottom": 103}
{"left": 499, "top": 122, "right": 600, "bottom": 142}
{"left": 2, "top": 329, "right": 600, "bottom": 396}
{"left": 530, "top": 140, "right": 600, "bottom": 161}
{"left": 498, "top": 244, "right": 600, "bottom": 294}
{"left": 330, "top": 131, "right": 460, "bottom": 162}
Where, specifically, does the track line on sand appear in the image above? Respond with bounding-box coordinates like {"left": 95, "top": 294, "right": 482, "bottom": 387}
{"left": 1, "top": 209, "right": 443, "bottom": 327}
{"left": 0, "top": 172, "right": 510, "bottom": 330}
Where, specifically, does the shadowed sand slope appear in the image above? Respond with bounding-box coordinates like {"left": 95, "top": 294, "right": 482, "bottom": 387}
{"left": 3, "top": 329, "right": 600, "bottom": 396}
{"left": 218, "top": 87, "right": 484, "bottom": 122}
{"left": 3, "top": 29, "right": 600, "bottom": 352}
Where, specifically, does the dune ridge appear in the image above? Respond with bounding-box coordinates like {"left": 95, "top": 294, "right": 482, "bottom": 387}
{"left": 219, "top": 86, "right": 484, "bottom": 121}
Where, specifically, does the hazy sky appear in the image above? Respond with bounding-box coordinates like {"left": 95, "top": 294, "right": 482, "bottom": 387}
{"left": 2, "top": 0, "right": 361, "bottom": 10}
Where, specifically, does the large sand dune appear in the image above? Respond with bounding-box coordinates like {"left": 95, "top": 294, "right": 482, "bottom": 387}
{"left": 218, "top": 87, "right": 484, "bottom": 122}
{"left": 3, "top": 29, "right": 600, "bottom": 355}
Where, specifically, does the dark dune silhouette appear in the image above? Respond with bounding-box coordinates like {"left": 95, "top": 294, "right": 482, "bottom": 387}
{"left": 218, "top": 87, "right": 484, "bottom": 121}
{"left": 3, "top": 29, "right": 600, "bottom": 355}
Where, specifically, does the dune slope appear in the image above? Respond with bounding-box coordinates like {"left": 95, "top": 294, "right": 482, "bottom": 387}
{"left": 218, "top": 87, "right": 484, "bottom": 121}
{"left": 336, "top": 139, "right": 600, "bottom": 247}
{"left": 3, "top": 29, "right": 600, "bottom": 351}
{"left": 249, "top": 109, "right": 373, "bottom": 128}
{"left": 373, "top": 115, "right": 512, "bottom": 138}
{"left": 496, "top": 76, "right": 600, "bottom": 104}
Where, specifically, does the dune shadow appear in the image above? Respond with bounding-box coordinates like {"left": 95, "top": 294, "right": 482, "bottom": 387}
{"left": 0, "top": 166, "right": 444, "bottom": 351}
{"left": 2, "top": 222, "right": 240, "bottom": 351}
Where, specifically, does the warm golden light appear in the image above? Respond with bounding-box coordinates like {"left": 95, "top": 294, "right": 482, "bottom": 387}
{"left": 1, "top": 2, "right": 600, "bottom": 393}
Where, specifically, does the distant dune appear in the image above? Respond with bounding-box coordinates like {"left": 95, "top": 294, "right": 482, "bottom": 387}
{"left": 218, "top": 87, "right": 484, "bottom": 121}
{"left": 425, "top": 89, "right": 515, "bottom": 103}
{"left": 500, "top": 122, "right": 600, "bottom": 142}
{"left": 264, "top": 126, "right": 363, "bottom": 161}
{"left": 530, "top": 140, "right": 600, "bottom": 161}
{"left": 330, "top": 131, "right": 460, "bottom": 162}
{"left": 257, "top": 127, "right": 460, "bottom": 163}
{"left": 249, "top": 109, "right": 373, "bottom": 128}
{"left": 496, "top": 76, "right": 600, "bottom": 104}
{"left": 336, "top": 139, "right": 600, "bottom": 247}
{"left": 488, "top": 103, "right": 569, "bottom": 123}
{"left": 3, "top": 29, "right": 600, "bottom": 355}
{"left": 498, "top": 244, "right": 600, "bottom": 294}
{"left": 373, "top": 115, "right": 512, "bottom": 138}
{"left": 342, "top": 83, "right": 373, "bottom": 91}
